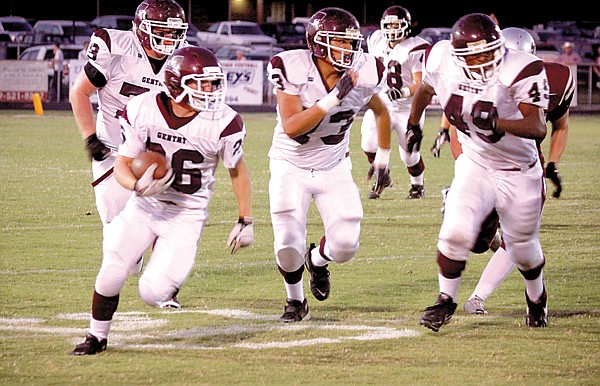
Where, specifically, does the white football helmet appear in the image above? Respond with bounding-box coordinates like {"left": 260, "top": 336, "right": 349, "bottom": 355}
{"left": 502, "top": 27, "right": 536, "bottom": 54}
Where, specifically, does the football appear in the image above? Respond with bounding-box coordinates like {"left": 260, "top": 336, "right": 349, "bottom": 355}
{"left": 131, "top": 151, "right": 169, "bottom": 180}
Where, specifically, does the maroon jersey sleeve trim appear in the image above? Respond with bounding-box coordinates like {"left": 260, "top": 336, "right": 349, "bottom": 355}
{"left": 220, "top": 113, "right": 244, "bottom": 138}
{"left": 511, "top": 60, "right": 544, "bottom": 86}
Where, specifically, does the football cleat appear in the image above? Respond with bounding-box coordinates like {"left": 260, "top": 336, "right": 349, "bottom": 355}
{"left": 407, "top": 184, "right": 425, "bottom": 199}
{"left": 279, "top": 298, "right": 310, "bottom": 323}
{"left": 304, "top": 243, "right": 331, "bottom": 301}
{"left": 70, "top": 333, "right": 107, "bottom": 356}
{"left": 463, "top": 295, "right": 488, "bottom": 315}
{"left": 526, "top": 287, "right": 548, "bottom": 327}
{"left": 160, "top": 295, "right": 181, "bottom": 309}
{"left": 420, "top": 292, "right": 457, "bottom": 332}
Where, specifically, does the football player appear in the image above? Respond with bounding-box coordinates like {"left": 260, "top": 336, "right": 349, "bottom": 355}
{"left": 407, "top": 14, "right": 550, "bottom": 332}
{"left": 71, "top": 46, "right": 253, "bottom": 355}
{"left": 70, "top": 0, "right": 188, "bottom": 307}
{"left": 361, "top": 6, "right": 431, "bottom": 199}
{"left": 266, "top": 7, "right": 391, "bottom": 322}
{"left": 462, "top": 27, "right": 574, "bottom": 315}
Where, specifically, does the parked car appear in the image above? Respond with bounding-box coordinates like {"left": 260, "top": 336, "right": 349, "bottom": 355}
{"left": 260, "top": 22, "right": 306, "bottom": 50}
{"left": 90, "top": 15, "right": 134, "bottom": 31}
{"left": 185, "top": 22, "right": 203, "bottom": 47}
{"left": 196, "top": 21, "right": 278, "bottom": 53}
{"left": 418, "top": 27, "right": 452, "bottom": 44}
{"left": 32, "top": 20, "right": 95, "bottom": 45}
{"left": 214, "top": 44, "right": 283, "bottom": 62}
{"left": 0, "top": 15, "right": 33, "bottom": 43}
{"left": 19, "top": 43, "right": 84, "bottom": 87}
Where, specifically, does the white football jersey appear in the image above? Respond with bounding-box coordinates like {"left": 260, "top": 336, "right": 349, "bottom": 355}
{"left": 267, "top": 49, "right": 386, "bottom": 170}
{"left": 118, "top": 91, "right": 246, "bottom": 211}
{"left": 368, "top": 30, "right": 430, "bottom": 111}
{"left": 86, "top": 28, "right": 169, "bottom": 151}
{"left": 423, "top": 40, "right": 549, "bottom": 169}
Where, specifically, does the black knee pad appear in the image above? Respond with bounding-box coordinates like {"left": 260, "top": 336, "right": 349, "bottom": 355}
{"left": 278, "top": 265, "right": 304, "bottom": 284}
{"left": 518, "top": 260, "right": 545, "bottom": 280}
{"left": 437, "top": 251, "right": 466, "bottom": 279}
{"left": 92, "top": 290, "right": 119, "bottom": 321}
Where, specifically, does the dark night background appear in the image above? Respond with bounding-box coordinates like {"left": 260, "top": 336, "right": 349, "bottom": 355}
{"left": 0, "top": 0, "right": 593, "bottom": 30}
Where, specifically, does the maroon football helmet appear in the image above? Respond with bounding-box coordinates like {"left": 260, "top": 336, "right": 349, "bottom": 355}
{"left": 133, "top": 0, "right": 188, "bottom": 56}
{"left": 164, "top": 46, "right": 226, "bottom": 112}
{"left": 381, "top": 6, "right": 412, "bottom": 42}
{"left": 306, "top": 7, "right": 363, "bottom": 70}
{"left": 450, "top": 13, "right": 505, "bottom": 82}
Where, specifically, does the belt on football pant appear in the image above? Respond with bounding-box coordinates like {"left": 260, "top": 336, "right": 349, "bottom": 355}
{"left": 91, "top": 167, "right": 114, "bottom": 187}
{"left": 498, "top": 159, "right": 537, "bottom": 172}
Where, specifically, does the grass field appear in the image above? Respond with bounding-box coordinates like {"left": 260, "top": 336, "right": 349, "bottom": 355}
{"left": 1, "top": 109, "right": 599, "bottom": 385}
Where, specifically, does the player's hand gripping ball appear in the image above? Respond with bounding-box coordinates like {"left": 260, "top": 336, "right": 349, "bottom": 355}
{"left": 131, "top": 151, "right": 169, "bottom": 179}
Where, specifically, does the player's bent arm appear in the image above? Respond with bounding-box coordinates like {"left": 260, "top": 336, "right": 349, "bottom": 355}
{"left": 228, "top": 158, "right": 253, "bottom": 220}
{"left": 276, "top": 89, "right": 330, "bottom": 139}
{"left": 366, "top": 93, "right": 391, "bottom": 151}
{"left": 548, "top": 112, "right": 569, "bottom": 163}
{"left": 408, "top": 81, "right": 435, "bottom": 125}
{"left": 114, "top": 155, "right": 137, "bottom": 191}
{"left": 70, "top": 71, "right": 100, "bottom": 140}
{"left": 496, "top": 103, "right": 547, "bottom": 140}
{"left": 408, "top": 71, "right": 423, "bottom": 96}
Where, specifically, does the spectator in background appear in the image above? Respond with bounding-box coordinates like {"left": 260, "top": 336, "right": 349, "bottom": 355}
{"left": 78, "top": 40, "right": 90, "bottom": 61}
{"left": 235, "top": 50, "right": 247, "bottom": 60}
{"left": 49, "top": 41, "right": 64, "bottom": 102}
{"left": 557, "top": 41, "right": 582, "bottom": 66}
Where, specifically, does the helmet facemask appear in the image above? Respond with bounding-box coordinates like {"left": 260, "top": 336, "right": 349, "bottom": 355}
{"left": 173, "top": 68, "right": 227, "bottom": 112}
{"left": 314, "top": 29, "right": 364, "bottom": 70}
{"left": 381, "top": 16, "right": 410, "bottom": 42}
{"left": 452, "top": 36, "right": 505, "bottom": 82}
{"left": 139, "top": 17, "right": 188, "bottom": 55}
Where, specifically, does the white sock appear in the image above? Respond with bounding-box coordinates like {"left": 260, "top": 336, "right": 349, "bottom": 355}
{"left": 438, "top": 273, "right": 461, "bottom": 301}
{"left": 410, "top": 172, "right": 424, "bottom": 186}
{"left": 284, "top": 279, "right": 304, "bottom": 301}
{"left": 311, "top": 246, "right": 330, "bottom": 267}
{"left": 89, "top": 318, "right": 112, "bottom": 340}
{"left": 524, "top": 273, "right": 545, "bottom": 302}
{"left": 470, "top": 247, "right": 515, "bottom": 301}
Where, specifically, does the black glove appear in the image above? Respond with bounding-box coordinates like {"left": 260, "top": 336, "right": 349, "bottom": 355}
{"left": 472, "top": 105, "right": 497, "bottom": 131}
{"left": 386, "top": 87, "right": 410, "bottom": 101}
{"left": 430, "top": 128, "right": 450, "bottom": 158}
{"left": 85, "top": 133, "right": 110, "bottom": 161}
{"left": 371, "top": 167, "right": 391, "bottom": 198}
{"left": 406, "top": 123, "right": 423, "bottom": 153}
{"left": 545, "top": 162, "right": 562, "bottom": 198}
{"left": 334, "top": 71, "right": 355, "bottom": 101}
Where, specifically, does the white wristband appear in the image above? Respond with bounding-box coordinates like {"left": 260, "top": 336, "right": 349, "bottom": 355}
{"left": 374, "top": 147, "right": 391, "bottom": 169}
{"left": 400, "top": 87, "right": 411, "bottom": 98}
{"left": 316, "top": 91, "right": 341, "bottom": 113}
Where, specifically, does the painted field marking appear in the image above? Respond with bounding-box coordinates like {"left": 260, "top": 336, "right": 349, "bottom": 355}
{"left": 0, "top": 308, "right": 421, "bottom": 351}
